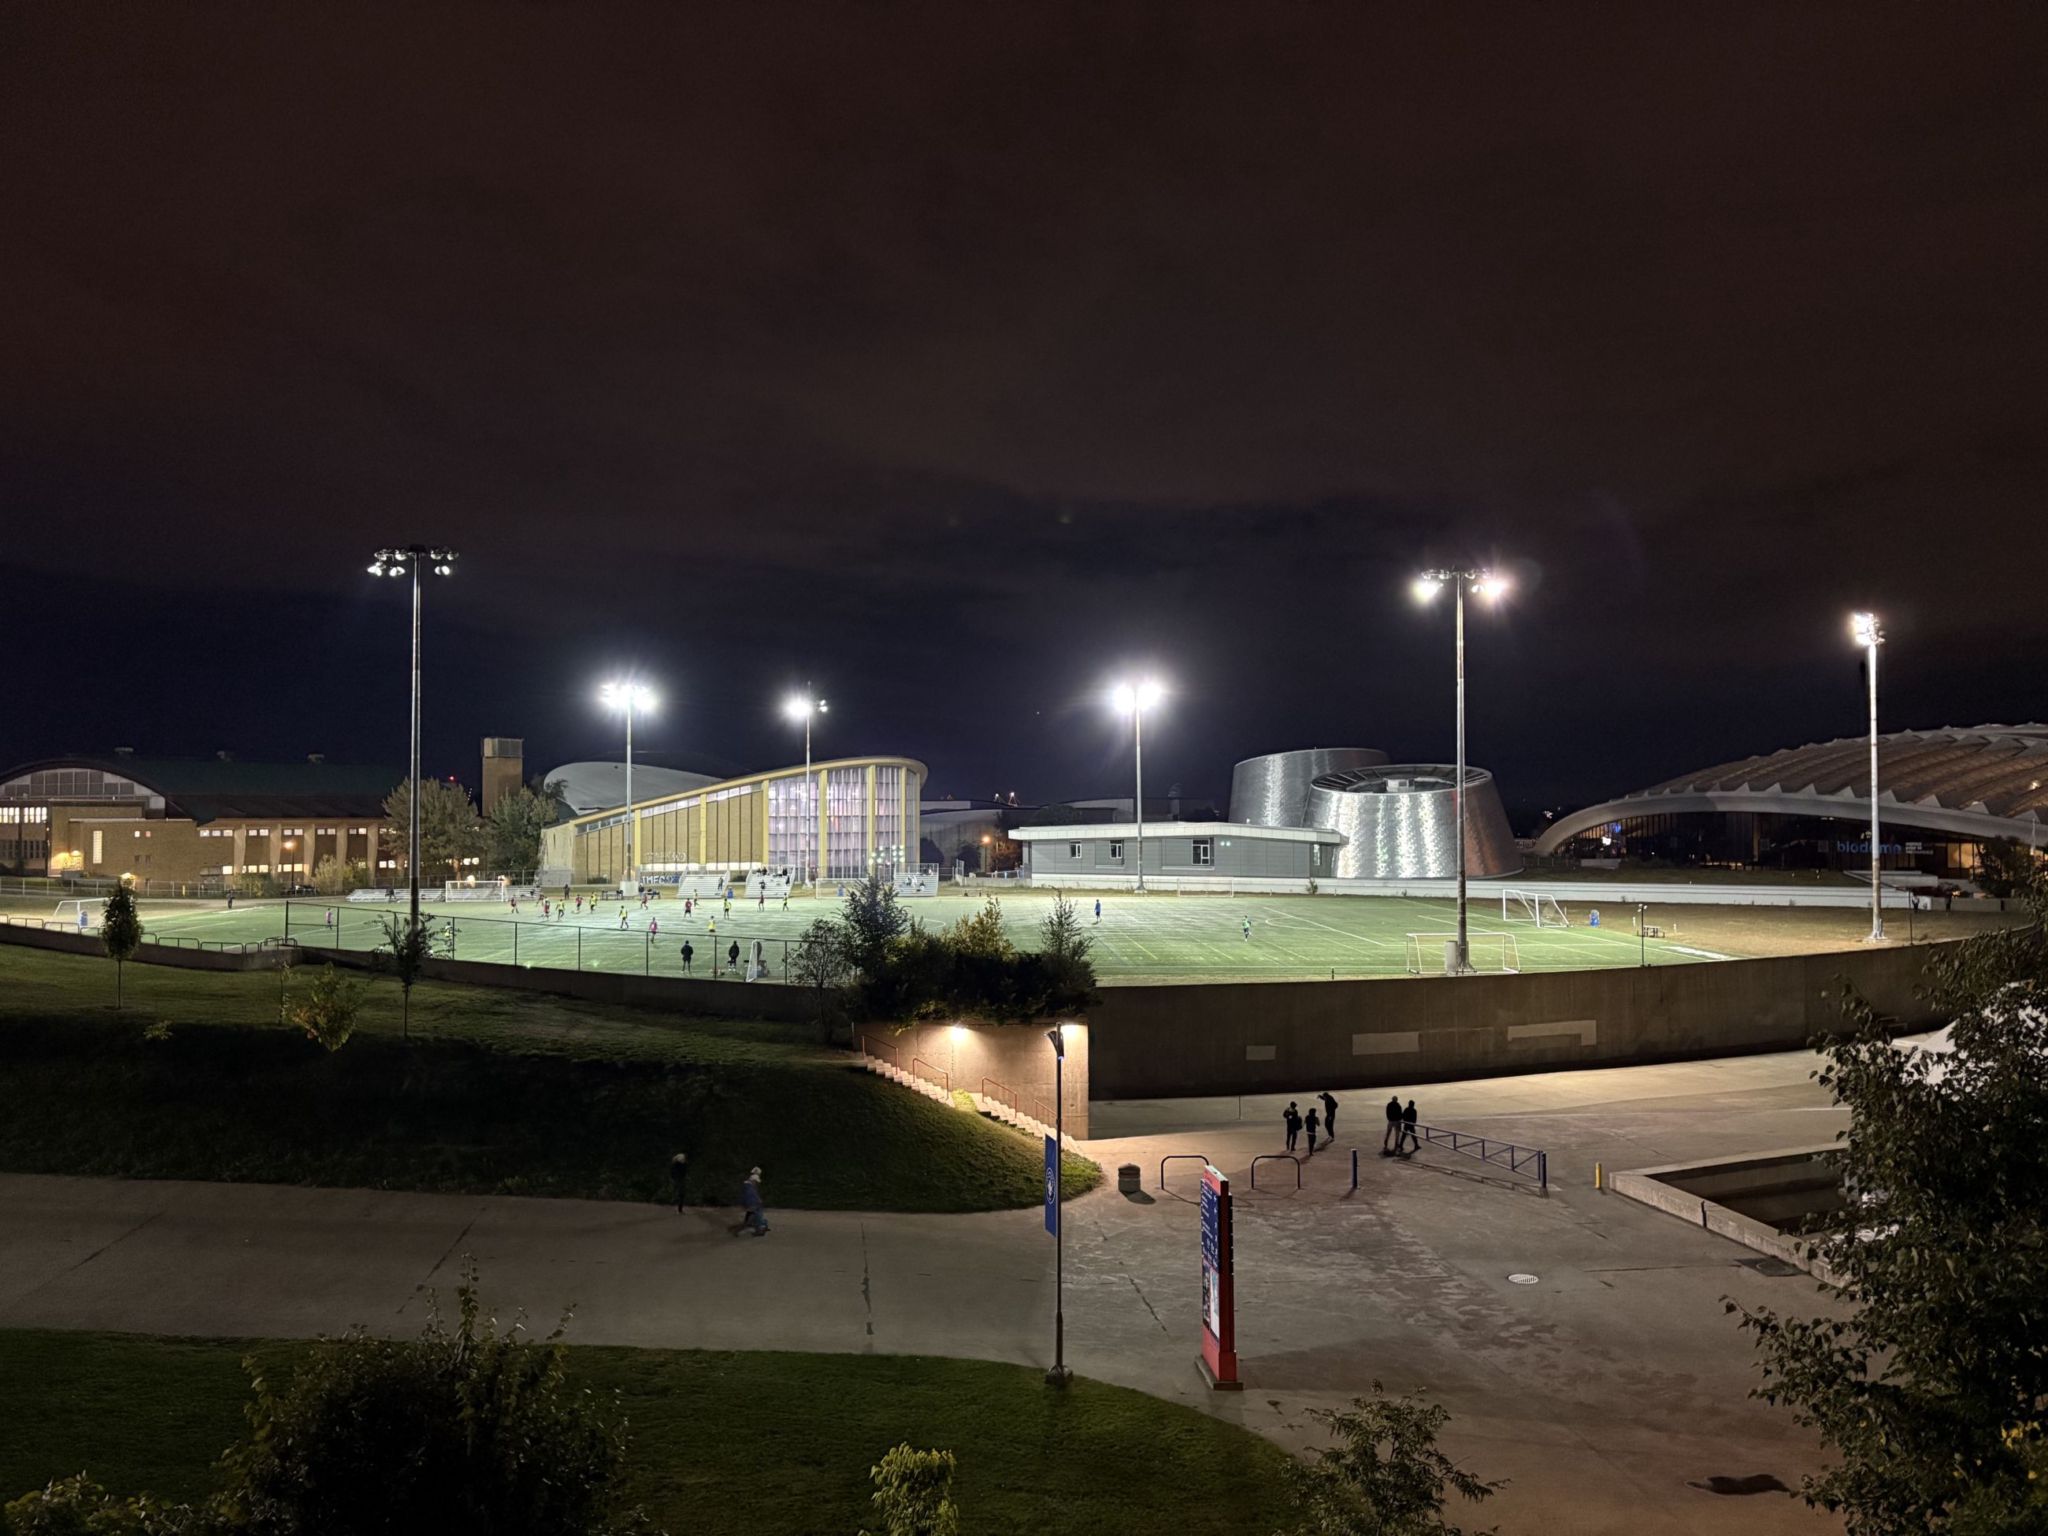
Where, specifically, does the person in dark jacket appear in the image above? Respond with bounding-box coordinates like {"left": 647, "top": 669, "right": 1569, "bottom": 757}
{"left": 1282, "top": 1102, "right": 1302, "bottom": 1152}
{"left": 680, "top": 939, "right": 695, "bottom": 974}
{"left": 1304, "top": 1106, "right": 1320, "bottom": 1155}
{"left": 667, "top": 1151, "right": 688, "bottom": 1211}
{"left": 730, "top": 1167, "right": 769, "bottom": 1236}
{"left": 1399, "top": 1099, "right": 1419, "bottom": 1156}
{"left": 727, "top": 939, "right": 741, "bottom": 974}
{"left": 1382, "top": 1094, "right": 1403, "bottom": 1156}
{"left": 1319, "top": 1091, "right": 1339, "bottom": 1140}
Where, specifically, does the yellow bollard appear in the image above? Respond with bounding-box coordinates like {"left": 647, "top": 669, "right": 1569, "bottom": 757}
{"left": 1594, "top": 1161, "right": 1603, "bottom": 1191}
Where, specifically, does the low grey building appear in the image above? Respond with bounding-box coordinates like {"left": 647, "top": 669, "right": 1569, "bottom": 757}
{"left": 1011, "top": 821, "right": 1342, "bottom": 883}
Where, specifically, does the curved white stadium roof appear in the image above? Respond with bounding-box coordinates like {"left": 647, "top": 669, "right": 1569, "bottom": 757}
{"left": 1535, "top": 725, "right": 2048, "bottom": 854}
{"left": 543, "top": 760, "right": 721, "bottom": 815}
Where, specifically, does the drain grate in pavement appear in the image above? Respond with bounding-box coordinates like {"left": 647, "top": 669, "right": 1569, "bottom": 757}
{"left": 1735, "top": 1256, "right": 1803, "bottom": 1278}
{"left": 1687, "top": 1474, "right": 1790, "bottom": 1497}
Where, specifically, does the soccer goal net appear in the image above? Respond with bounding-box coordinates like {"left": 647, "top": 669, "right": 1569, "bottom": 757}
{"left": 1404, "top": 932, "right": 1521, "bottom": 975}
{"left": 1500, "top": 890, "right": 1568, "bottom": 927}
{"left": 52, "top": 898, "right": 94, "bottom": 927}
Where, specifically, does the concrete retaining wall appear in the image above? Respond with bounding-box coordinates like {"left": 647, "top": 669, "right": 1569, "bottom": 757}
{"left": 1084, "top": 938, "right": 1959, "bottom": 1099}
{"left": 858, "top": 1020, "right": 1089, "bottom": 1139}
{"left": 317, "top": 948, "right": 819, "bottom": 1024}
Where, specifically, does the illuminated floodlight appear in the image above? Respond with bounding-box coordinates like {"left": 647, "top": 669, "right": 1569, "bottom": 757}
{"left": 1473, "top": 572, "right": 1511, "bottom": 603}
{"left": 783, "top": 693, "right": 828, "bottom": 722}
{"left": 599, "top": 680, "right": 657, "bottom": 713}
{"left": 1109, "top": 678, "right": 1164, "bottom": 714}
{"left": 1411, "top": 574, "right": 1445, "bottom": 604}
{"left": 1850, "top": 611, "right": 1883, "bottom": 648}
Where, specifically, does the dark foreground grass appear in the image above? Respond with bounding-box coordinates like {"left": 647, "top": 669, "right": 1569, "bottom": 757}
{"left": 0, "top": 1330, "right": 1293, "bottom": 1535}
{"left": 0, "top": 948, "right": 1096, "bottom": 1211}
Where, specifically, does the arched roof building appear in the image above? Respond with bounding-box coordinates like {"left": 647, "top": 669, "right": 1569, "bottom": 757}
{"left": 1535, "top": 725, "right": 2048, "bottom": 857}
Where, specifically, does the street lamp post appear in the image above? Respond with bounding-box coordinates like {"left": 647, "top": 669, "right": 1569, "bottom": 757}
{"left": 1045, "top": 1025, "right": 1072, "bottom": 1387}
{"left": 368, "top": 546, "right": 456, "bottom": 932}
{"left": 1109, "top": 679, "right": 1164, "bottom": 892}
{"left": 599, "top": 681, "right": 657, "bottom": 889}
{"left": 1852, "top": 612, "right": 1885, "bottom": 942}
{"left": 783, "top": 690, "right": 828, "bottom": 892}
{"left": 1413, "top": 569, "right": 1508, "bottom": 975}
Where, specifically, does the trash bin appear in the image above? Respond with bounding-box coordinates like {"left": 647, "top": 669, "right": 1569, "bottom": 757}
{"left": 1117, "top": 1163, "right": 1141, "bottom": 1195}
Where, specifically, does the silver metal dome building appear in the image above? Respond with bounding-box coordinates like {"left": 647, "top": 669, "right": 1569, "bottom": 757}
{"left": 1306, "top": 764, "right": 1521, "bottom": 879}
{"left": 1230, "top": 748, "right": 1389, "bottom": 828}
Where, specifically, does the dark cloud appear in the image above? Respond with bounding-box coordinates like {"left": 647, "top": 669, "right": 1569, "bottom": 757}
{"left": 2, "top": 4, "right": 2044, "bottom": 811}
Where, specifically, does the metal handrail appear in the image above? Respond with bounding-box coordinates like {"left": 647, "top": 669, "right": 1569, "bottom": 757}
{"left": 1158, "top": 1153, "right": 1211, "bottom": 1190}
{"left": 859, "top": 1035, "right": 900, "bottom": 1069}
{"left": 980, "top": 1076, "right": 1018, "bottom": 1114}
{"left": 1032, "top": 1095, "right": 1058, "bottom": 1127}
{"left": 1405, "top": 1122, "right": 1549, "bottom": 1190}
{"left": 911, "top": 1056, "right": 951, "bottom": 1093}
{"left": 1250, "top": 1154, "right": 1302, "bottom": 1190}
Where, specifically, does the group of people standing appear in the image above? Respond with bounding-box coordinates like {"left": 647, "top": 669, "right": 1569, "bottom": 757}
{"left": 1280, "top": 1091, "right": 1421, "bottom": 1158}
{"left": 669, "top": 1152, "right": 770, "bottom": 1237}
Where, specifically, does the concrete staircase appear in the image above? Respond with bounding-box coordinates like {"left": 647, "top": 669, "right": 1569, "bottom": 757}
{"left": 857, "top": 1043, "right": 1077, "bottom": 1150}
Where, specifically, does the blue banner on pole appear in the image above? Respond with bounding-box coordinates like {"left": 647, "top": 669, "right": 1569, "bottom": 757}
{"left": 1044, "top": 1135, "right": 1060, "bottom": 1235}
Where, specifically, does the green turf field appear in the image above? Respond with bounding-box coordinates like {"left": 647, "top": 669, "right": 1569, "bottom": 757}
{"left": 4, "top": 886, "right": 2016, "bottom": 985}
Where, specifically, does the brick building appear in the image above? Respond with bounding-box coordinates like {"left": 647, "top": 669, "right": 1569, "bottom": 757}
{"left": 0, "top": 752, "right": 400, "bottom": 888}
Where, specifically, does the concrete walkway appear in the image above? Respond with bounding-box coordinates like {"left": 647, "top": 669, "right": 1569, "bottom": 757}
{"left": 0, "top": 1047, "right": 1852, "bottom": 1535}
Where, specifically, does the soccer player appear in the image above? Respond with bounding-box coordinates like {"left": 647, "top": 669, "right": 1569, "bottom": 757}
{"left": 1094, "top": 898, "right": 1101, "bottom": 923}
{"left": 575, "top": 895, "right": 584, "bottom": 914}
{"left": 542, "top": 899, "right": 552, "bottom": 922}
{"left": 649, "top": 916, "right": 659, "bottom": 939}
{"left": 1242, "top": 915, "right": 1253, "bottom": 942}
{"left": 619, "top": 908, "right": 628, "bottom": 930}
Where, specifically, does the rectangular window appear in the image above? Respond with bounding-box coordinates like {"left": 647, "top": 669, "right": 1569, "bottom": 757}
{"left": 1107, "top": 840, "right": 1123, "bottom": 862}
{"left": 1191, "top": 838, "right": 1213, "bottom": 867}
{"left": 92, "top": 829, "right": 103, "bottom": 864}
{"left": 1068, "top": 842, "right": 1081, "bottom": 859}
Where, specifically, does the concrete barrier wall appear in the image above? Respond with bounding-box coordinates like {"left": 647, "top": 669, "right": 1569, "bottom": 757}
{"left": 1084, "top": 938, "right": 1960, "bottom": 1099}
{"left": 317, "top": 948, "right": 820, "bottom": 1024}
{"left": 857, "top": 1020, "right": 1089, "bottom": 1139}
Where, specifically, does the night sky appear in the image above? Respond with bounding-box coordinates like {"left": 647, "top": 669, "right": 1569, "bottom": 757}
{"left": 4, "top": 7, "right": 2044, "bottom": 820}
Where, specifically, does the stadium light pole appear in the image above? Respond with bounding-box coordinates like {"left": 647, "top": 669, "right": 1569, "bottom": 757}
{"left": 368, "top": 546, "right": 456, "bottom": 932}
{"left": 1851, "top": 612, "right": 1885, "bottom": 942}
{"left": 599, "top": 681, "right": 657, "bottom": 889}
{"left": 1413, "top": 569, "right": 1508, "bottom": 975}
{"left": 783, "top": 690, "right": 828, "bottom": 892}
{"left": 1044, "top": 1024, "right": 1072, "bottom": 1387}
{"left": 1110, "top": 679, "right": 1165, "bottom": 893}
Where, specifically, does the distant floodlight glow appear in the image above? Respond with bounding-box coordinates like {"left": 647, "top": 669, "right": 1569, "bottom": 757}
{"left": 1411, "top": 575, "right": 1444, "bottom": 604}
{"left": 783, "top": 693, "right": 827, "bottom": 722}
{"left": 599, "top": 680, "right": 657, "bottom": 713}
{"left": 1109, "top": 678, "right": 1164, "bottom": 714}
{"left": 1473, "top": 573, "right": 1510, "bottom": 603}
{"left": 1851, "top": 611, "right": 1883, "bottom": 648}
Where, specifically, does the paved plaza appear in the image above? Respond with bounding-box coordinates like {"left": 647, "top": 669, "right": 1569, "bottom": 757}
{"left": 0, "top": 1044, "right": 1859, "bottom": 1534}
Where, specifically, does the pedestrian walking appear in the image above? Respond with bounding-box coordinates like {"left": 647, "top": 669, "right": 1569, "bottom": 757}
{"left": 1944, "top": 888, "right": 1954, "bottom": 913}
{"left": 1304, "top": 1106, "right": 1320, "bottom": 1155}
{"left": 226, "top": 890, "right": 235, "bottom": 910}
{"left": 730, "top": 1167, "right": 769, "bottom": 1236}
{"left": 680, "top": 939, "right": 694, "bottom": 974}
{"left": 667, "top": 1151, "right": 688, "bottom": 1211}
{"left": 1381, "top": 1093, "right": 1403, "bottom": 1156}
{"left": 1319, "top": 1090, "right": 1338, "bottom": 1140}
{"left": 1094, "top": 898, "right": 1101, "bottom": 923}
{"left": 1400, "top": 1098, "right": 1419, "bottom": 1156}
{"left": 1282, "top": 1101, "right": 1302, "bottom": 1152}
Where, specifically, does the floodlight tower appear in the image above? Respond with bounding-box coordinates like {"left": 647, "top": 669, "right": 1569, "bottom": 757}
{"left": 599, "top": 680, "right": 657, "bottom": 888}
{"left": 1109, "top": 679, "right": 1165, "bottom": 893}
{"left": 1412, "top": 568, "right": 1510, "bottom": 974}
{"left": 367, "top": 545, "right": 456, "bottom": 930}
{"left": 1851, "top": 611, "right": 1885, "bottom": 942}
{"left": 783, "top": 689, "right": 828, "bottom": 891}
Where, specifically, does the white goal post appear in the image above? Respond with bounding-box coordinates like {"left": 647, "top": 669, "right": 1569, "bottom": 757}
{"left": 1404, "top": 932, "right": 1521, "bottom": 975}
{"left": 52, "top": 898, "right": 94, "bottom": 927}
{"left": 1500, "top": 890, "right": 1568, "bottom": 927}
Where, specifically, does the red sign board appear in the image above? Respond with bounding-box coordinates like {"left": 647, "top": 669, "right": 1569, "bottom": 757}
{"left": 1199, "top": 1165, "right": 1240, "bottom": 1388}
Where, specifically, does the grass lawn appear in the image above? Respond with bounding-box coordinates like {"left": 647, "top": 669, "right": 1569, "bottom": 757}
{"left": 0, "top": 1329, "right": 1296, "bottom": 1535}
{"left": 0, "top": 947, "right": 1097, "bottom": 1211}
{"left": 14, "top": 884, "right": 2014, "bottom": 986}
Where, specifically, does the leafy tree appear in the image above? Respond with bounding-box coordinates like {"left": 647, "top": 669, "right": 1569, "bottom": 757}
{"left": 1, "top": 1474, "right": 207, "bottom": 1534}
{"left": 374, "top": 911, "right": 436, "bottom": 1041}
{"left": 842, "top": 875, "right": 910, "bottom": 975}
{"left": 1975, "top": 837, "right": 2043, "bottom": 899}
{"left": 484, "top": 783, "right": 561, "bottom": 876}
{"left": 859, "top": 1444, "right": 960, "bottom": 1536}
{"left": 284, "top": 965, "right": 364, "bottom": 1053}
{"left": 100, "top": 885, "right": 143, "bottom": 1010}
{"left": 528, "top": 772, "right": 573, "bottom": 822}
{"left": 1037, "top": 894, "right": 1099, "bottom": 1015}
{"left": 791, "top": 918, "right": 853, "bottom": 1038}
{"left": 380, "top": 778, "right": 483, "bottom": 882}
{"left": 948, "top": 896, "right": 1015, "bottom": 960}
{"left": 309, "top": 856, "right": 364, "bottom": 896}
{"left": 1731, "top": 872, "right": 2048, "bottom": 1534}
{"left": 1279, "top": 1383, "right": 1501, "bottom": 1536}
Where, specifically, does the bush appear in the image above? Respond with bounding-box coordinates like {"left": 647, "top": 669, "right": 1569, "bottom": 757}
{"left": 1, "top": 1474, "right": 212, "bottom": 1535}
{"left": 859, "top": 1444, "right": 960, "bottom": 1536}
{"left": 281, "top": 966, "right": 362, "bottom": 1053}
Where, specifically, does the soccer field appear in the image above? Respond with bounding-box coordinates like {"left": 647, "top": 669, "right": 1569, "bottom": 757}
{"left": 11, "top": 887, "right": 2012, "bottom": 986}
